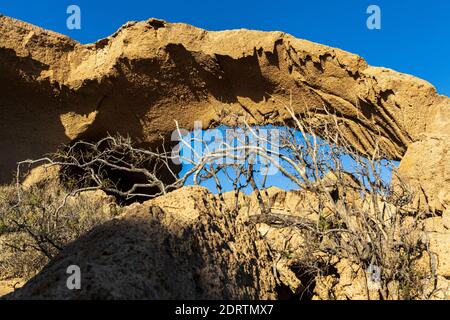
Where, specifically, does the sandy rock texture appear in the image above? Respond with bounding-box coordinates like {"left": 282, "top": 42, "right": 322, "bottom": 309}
{"left": 4, "top": 187, "right": 276, "bottom": 299}
{"left": 397, "top": 101, "right": 450, "bottom": 212}
{"left": 0, "top": 15, "right": 448, "bottom": 185}
{"left": 226, "top": 187, "right": 450, "bottom": 300}
{"left": 0, "top": 279, "right": 24, "bottom": 297}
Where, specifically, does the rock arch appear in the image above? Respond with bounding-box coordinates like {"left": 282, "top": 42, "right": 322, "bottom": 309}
{"left": 0, "top": 16, "right": 448, "bottom": 205}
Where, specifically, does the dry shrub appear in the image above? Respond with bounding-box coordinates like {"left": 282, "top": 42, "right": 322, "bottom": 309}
{"left": 0, "top": 181, "right": 121, "bottom": 280}
{"left": 173, "top": 100, "right": 438, "bottom": 300}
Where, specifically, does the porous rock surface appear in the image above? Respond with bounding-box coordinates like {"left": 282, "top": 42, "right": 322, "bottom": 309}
{"left": 0, "top": 15, "right": 449, "bottom": 300}
{"left": 0, "top": 15, "right": 448, "bottom": 185}
{"left": 397, "top": 103, "right": 450, "bottom": 212}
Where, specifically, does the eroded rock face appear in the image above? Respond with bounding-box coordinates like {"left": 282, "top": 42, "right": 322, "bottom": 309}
{"left": 1, "top": 15, "right": 449, "bottom": 184}
{"left": 1, "top": 15, "right": 449, "bottom": 300}
{"left": 397, "top": 102, "right": 450, "bottom": 213}
{"left": 5, "top": 187, "right": 276, "bottom": 299}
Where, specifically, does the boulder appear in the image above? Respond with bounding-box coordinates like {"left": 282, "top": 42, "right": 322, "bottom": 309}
{"left": 398, "top": 135, "right": 449, "bottom": 213}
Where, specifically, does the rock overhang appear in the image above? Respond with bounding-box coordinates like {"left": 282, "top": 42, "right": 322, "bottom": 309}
{"left": 0, "top": 15, "right": 448, "bottom": 185}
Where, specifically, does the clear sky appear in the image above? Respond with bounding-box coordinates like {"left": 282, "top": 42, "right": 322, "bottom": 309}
{"left": 1, "top": 0, "right": 449, "bottom": 96}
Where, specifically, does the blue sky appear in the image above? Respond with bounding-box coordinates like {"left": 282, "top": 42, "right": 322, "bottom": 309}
{"left": 1, "top": 0, "right": 449, "bottom": 96}
{"left": 177, "top": 126, "right": 399, "bottom": 193}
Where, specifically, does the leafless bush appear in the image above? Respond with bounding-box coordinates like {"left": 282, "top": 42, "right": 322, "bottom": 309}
{"left": 175, "top": 99, "right": 437, "bottom": 300}
{"left": 16, "top": 136, "right": 185, "bottom": 202}
{"left": 0, "top": 134, "right": 195, "bottom": 280}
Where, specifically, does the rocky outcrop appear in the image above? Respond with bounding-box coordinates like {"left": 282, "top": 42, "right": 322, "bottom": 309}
{"left": 0, "top": 15, "right": 448, "bottom": 300}
{"left": 225, "top": 187, "right": 450, "bottom": 300}
{"left": 4, "top": 180, "right": 450, "bottom": 300}
{"left": 1, "top": 15, "right": 449, "bottom": 184}
{"left": 5, "top": 187, "right": 276, "bottom": 299}
{"left": 398, "top": 101, "right": 449, "bottom": 213}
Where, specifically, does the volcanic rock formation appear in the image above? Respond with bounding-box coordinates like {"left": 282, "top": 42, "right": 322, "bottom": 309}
{"left": 0, "top": 15, "right": 448, "bottom": 185}
{"left": 0, "top": 15, "right": 449, "bottom": 300}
